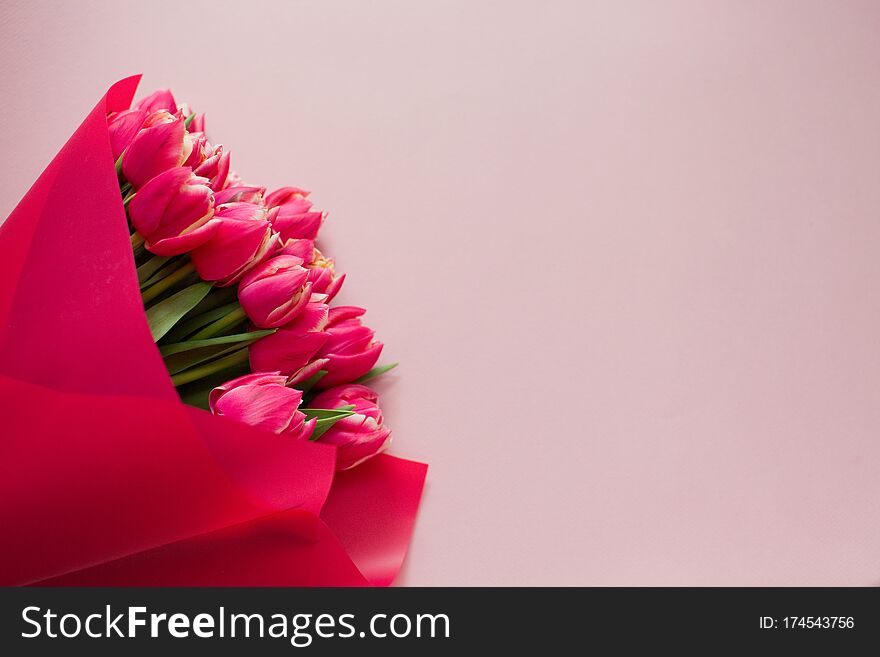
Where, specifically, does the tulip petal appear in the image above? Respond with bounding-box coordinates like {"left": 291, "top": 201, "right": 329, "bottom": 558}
{"left": 122, "top": 116, "right": 186, "bottom": 189}
{"left": 135, "top": 89, "right": 177, "bottom": 114}
{"left": 317, "top": 342, "right": 384, "bottom": 388}
{"left": 108, "top": 109, "right": 147, "bottom": 159}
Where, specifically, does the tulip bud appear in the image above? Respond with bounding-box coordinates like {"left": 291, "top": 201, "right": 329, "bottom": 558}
{"left": 214, "top": 185, "right": 265, "bottom": 205}
{"left": 238, "top": 255, "right": 312, "bottom": 328}
{"left": 122, "top": 111, "right": 188, "bottom": 189}
{"left": 177, "top": 103, "right": 205, "bottom": 133}
{"left": 249, "top": 300, "right": 330, "bottom": 375}
{"left": 275, "top": 240, "right": 345, "bottom": 301}
{"left": 107, "top": 109, "right": 147, "bottom": 160}
{"left": 190, "top": 202, "right": 276, "bottom": 285}
{"left": 193, "top": 144, "right": 231, "bottom": 191}
{"left": 265, "top": 187, "right": 310, "bottom": 209}
{"left": 306, "top": 247, "right": 345, "bottom": 301}
{"left": 181, "top": 133, "right": 208, "bottom": 168}
{"left": 209, "top": 372, "right": 315, "bottom": 440}
{"left": 314, "top": 307, "right": 383, "bottom": 388}
{"left": 265, "top": 186, "right": 324, "bottom": 241}
{"left": 308, "top": 384, "right": 392, "bottom": 470}
{"left": 128, "top": 167, "right": 218, "bottom": 256}
{"left": 187, "top": 113, "right": 206, "bottom": 133}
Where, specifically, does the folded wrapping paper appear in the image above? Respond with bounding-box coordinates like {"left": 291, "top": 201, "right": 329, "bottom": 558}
{"left": 0, "top": 76, "right": 427, "bottom": 587}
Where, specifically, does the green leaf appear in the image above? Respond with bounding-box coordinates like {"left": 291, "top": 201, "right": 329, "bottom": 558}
{"left": 293, "top": 369, "right": 327, "bottom": 393}
{"left": 137, "top": 255, "right": 171, "bottom": 285}
{"left": 184, "top": 113, "right": 196, "bottom": 129}
{"left": 170, "top": 347, "right": 250, "bottom": 386}
{"left": 354, "top": 362, "right": 399, "bottom": 384}
{"left": 145, "top": 282, "right": 212, "bottom": 342}
{"left": 162, "top": 291, "right": 239, "bottom": 343}
{"left": 159, "top": 330, "right": 275, "bottom": 357}
{"left": 301, "top": 405, "right": 356, "bottom": 420}
{"left": 190, "top": 306, "right": 247, "bottom": 340}
{"left": 163, "top": 341, "right": 247, "bottom": 375}
{"left": 140, "top": 257, "right": 186, "bottom": 290}
{"left": 300, "top": 406, "right": 357, "bottom": 441}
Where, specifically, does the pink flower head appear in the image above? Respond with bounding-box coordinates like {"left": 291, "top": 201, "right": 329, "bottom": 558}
{"left": 135, "top": 89, "right": 177, "bottom": 115}
{"left": 314, "top": 307, "right": 383, "bottom": 388}
{"left": 193, "top": 144, "right": 231, "bottom": 191}
{"left": 177, "top": 104, "right": 206, "bottom": 133}
{"left": 122, "top": 111, "right": 188, "bottom": 189}
{"left": 128, "top": 167, "right": 218, "bottom": 256}
{"left": 107, "top": 109, "right": 147, "bottom": 160}
{"left": 277, "top": 237, "right": 315, "bottom": 260}
{"left": 190, "top": 202, "right": 276, "bottom": 285}
{"left": 213, "top": 185, "right": 265, "bottom": 205}
{"left": 187, "top": 113, "right": 206, "bottom": 133}
{"left": 309, "top": 384, "right": 392, "bottom": 470}
{"left": 306, "top": 247, "right": 345, "bottom": 301}
{"left": 209, "top": 372, "right": 314, "bottom": 441}
{"left": 249, "top": 299, "right": 330, "bottom": 375}
{"left": 276, "top": 239, "right": 345, "bottom": 301}
{"left": 238, "top": 255, "right": 312, "bottom": 328}
{"left": 265, "top": 187, "right": 311, "bottom": 209}
{"left": 266, "top": 187, "right": 324, "bottom": 241}
{"left": 181, "top": 133, "right": 208, "bottom": 168}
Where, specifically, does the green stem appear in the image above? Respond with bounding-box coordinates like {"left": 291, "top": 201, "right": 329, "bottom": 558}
{"left": 171, "top": 348, "right": 250, "bottom": 387}
{"left": 123, "top": 190, "right": 136, "bottom": 208}
{"left": 131, "top": 232, "right": 144, "bottom": 251}
{"left": 141, "top": 261, "right": 197, "bottom": 304}
{"left": 190, "top": 306, "right": 247, "bottom": 340}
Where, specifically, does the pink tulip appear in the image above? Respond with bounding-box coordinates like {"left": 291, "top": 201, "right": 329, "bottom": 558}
{"left": 187, "top": 113, "right": 206, "bottom": 133}
{"left": 314, "top": 307, "right": 383, "bottom": 388}
{"left": 193, "top": 144, "right": 231, "bottom": 191}
{"left": 276, "top": 237, "right": 314, "bottom": 260}
{"left": 214, "top": 185, "right": 265, "bottom": 205}
{"left": 209, "top": 372, "right": 314, "bottom": 441}
{"left": 128, "top": 167, "right": 218, "bottom": 256}
{"left": 135, "top": 89, "right": 177, "bottom": 114}
{"left": 266, "top": 187, "right": 324, "bottom": 241}
{"left": 238, "top": 255, "right": 312, "bottom": 328}
{"left": 107, "top": 109, "right": 147, "bottom": 160}
{"left": 276, "top": 239, "right": 345, "bottom": 301}
{"left": 265, "top": 186, "right": 311, "bottom": 209}
{"left": 177, "top": 102, "right": 206, "bottom": 133}
{"left": 181, "top": 133, "right": 208, "bottom": 168}
{"left": 309, "top": 384, "right": 392, "bottom": 470}
{"left": 190, "top": 202, "right": 276, "bottom": 285}
{"left": 306, "top": 247, "right": 345, "bottom": 301}
{"left": 249, "top": 299, "right": 330, "bottom": 375}
{"left": 122, "top": 111, "right": 188, "bottom": 189}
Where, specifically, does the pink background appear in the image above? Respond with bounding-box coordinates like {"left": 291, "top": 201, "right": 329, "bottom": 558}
{"left": 2, "top": 1, "right": 880, "bottom": 585}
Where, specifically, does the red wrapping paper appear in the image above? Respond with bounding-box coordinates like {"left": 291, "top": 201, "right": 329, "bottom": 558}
{"left": 0, "top": 76, "right": 427, "bottom": 587}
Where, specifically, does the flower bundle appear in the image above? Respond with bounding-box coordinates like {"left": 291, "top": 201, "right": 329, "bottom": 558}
{"left": 0, "top": 77, "right": 425, "bottom": 587}
{"left": 113, "top": 88, "right": 395, "bottom": 470}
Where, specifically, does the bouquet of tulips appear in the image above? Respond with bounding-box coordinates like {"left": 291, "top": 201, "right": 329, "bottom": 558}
{"left": 0, "top": 77, "right": 425, "bottom": 587}
{"left": 115, "top": 88, "right": 393, "bottom": 468}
